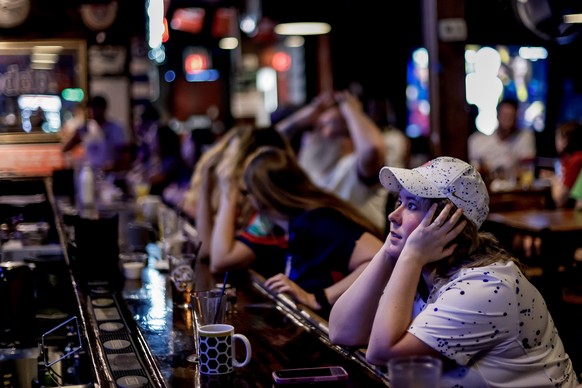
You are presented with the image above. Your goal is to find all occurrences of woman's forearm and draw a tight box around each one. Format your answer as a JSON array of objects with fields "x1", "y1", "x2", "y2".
[
  {"x1": 194, "y1": 181, "x2": 213, "y2": 260},
  {"x1": 328, "y1": 248, "x2": 394, "y2": 346},
  {"x1": 366, "y1": 254, "x2": 423, "y2": 362},
  {"x1": 324, "y1": 262, "x2": 368, "y2": 306},
  {"x1": 275, "y1": 104, "x2": 317, "y2": 139},
  {"x1": 338, "y1": 97, "x2": 385, "y2": 178},
  {"x1": 209, "y1": 188, "x2": 240, "y2": 272}
]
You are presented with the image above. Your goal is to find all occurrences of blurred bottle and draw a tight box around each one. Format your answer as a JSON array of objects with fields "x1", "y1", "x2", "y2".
[
  {"x1": 77, "y1": 163, "x2": 95, "y2": 209},
  {"x1": 31, "y1": 357, "x2": 57, "y2": 388},
  {"x1": 516, "y1": 158, "x2": 536, "y2": 189}
]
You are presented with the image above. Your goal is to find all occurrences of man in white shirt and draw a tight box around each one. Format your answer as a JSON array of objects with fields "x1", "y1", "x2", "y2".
[
  {"x1": 275, "y1": 91, "x2": 387, "y2": 232},
  {"x1": 468, "y1": 98, "x2": 536, "y2": 182}
]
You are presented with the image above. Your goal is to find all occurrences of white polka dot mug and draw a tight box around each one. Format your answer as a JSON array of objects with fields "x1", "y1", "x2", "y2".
[{"x1": 198, "y1": 324, "x2": 252, "y2": 375}]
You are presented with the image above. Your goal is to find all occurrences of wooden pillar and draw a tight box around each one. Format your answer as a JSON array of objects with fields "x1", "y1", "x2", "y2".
[
  {"x1": 317, "y1": 34, "x2": 334, "y2": 92},
  {"x1": 422, "y1": 0, "x2": 469, "y2": 160}
]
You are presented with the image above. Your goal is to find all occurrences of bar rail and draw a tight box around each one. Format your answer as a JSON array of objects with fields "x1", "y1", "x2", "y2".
[
  {"x1": 47, "y1": 177, "x2": 114, "y2": 387},
  {"x1": 249, "y1": 270, "x2": 390, "y2": 385},
  {"x1": 46, "y1": 185, "x2": 389, "y2": 387}
]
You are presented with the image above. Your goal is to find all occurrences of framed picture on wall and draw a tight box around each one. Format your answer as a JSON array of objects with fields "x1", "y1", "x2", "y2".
[{"x1": 0, "y1": 39, "x2": 87, "y2": 144}]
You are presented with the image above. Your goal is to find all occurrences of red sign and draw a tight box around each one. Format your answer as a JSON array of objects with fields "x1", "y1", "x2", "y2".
[{"x1": 0, "y1": 144, "x2": 66, "y2": 176}]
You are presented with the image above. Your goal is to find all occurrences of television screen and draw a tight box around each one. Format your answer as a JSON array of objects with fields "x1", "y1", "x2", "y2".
[
  {"x1": 465, "y1": 44, "x2": 549, "y2": 135},
  {"x1": 405, "y1": 45, "x2": 549, "y2": 142}
]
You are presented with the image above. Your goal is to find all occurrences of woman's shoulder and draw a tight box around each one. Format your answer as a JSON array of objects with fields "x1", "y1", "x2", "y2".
[
  {"x1": 448, "y1": 261, "x2": 522, "y2": 283},
  {"x1": 432, "y1": 262, "x2": 526, "y2": 304}
]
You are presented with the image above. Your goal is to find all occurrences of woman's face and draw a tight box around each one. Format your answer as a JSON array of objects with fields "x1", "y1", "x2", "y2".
[
  {"x1": 386, "y1": 189, "x2": 429, "y2": 259},
  {"x1": 555, "y1": 131, "x2": 566, "y2": 154},
  {"x1": 496, "y1": 104, "x2": 517, "y2": 139},
  {"x1": 315, "y1": 107, "x2": 348, "y2": 139}
]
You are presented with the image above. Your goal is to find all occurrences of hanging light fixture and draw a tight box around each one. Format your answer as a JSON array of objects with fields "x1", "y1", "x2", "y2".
[{"x1": 274, "y1": 22, "x2": 331, "y2": 36}]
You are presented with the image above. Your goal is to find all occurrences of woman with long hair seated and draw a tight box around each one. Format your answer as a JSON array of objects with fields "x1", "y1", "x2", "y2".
[
  {"x1": 181, "y1": 125, "x2": 291, "y2": 260},
  {"x1": 210, "y1": 145, "x2": 384, "y2": 318}
]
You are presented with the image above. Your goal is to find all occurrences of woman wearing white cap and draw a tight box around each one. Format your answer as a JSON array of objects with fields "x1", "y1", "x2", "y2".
[{"x1": 329, "y1": 157, "x2": 578, "y2": 387}]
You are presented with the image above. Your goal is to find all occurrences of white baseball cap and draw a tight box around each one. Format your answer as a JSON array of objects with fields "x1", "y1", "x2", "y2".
[{"x1": 379, "y1": 157, "x2": 490, "y2": 228}]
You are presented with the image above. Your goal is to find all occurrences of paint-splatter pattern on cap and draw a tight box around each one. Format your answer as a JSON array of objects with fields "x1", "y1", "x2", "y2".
[{"x1": 379, "y1": 157, "x2": 490, "y2": 228}]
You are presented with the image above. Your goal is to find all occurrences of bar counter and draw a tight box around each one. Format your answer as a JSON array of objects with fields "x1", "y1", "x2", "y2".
[
  {"x1": 45, "y1": 182, "x2": 390, "y2": 386},
  {"x1": 121, "y1": 261, "x2": 389, "y2": 387},
  {"x1": 0, "y1": 175, "x2": 389, "y2": 387}
]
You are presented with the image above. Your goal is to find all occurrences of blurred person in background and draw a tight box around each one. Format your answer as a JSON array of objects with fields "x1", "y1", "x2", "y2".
[
  {"x1": 162, "y1": 127, "x2": 216, "y2": 208},
  {"x1": 365, "y1": 96, "x2": 410, "y2": 169},
  {"x1": 210, "y1": 146, "x2": 384, "y2": 318},
  {"x1": 133, "y1": 102, "x2": 161, "y2": 169},
  {"x1": 365, "y1": 95, "x2": 412, "y2": 227},
  {"x1": 542, "y1": 120, "x2": 582, "y2": 208},
  {"x1": 572, "y1": 171, "x2": 582, "y2": 210},
  {"x1": 275, "y1": 90, "x2": 388, "y2": 232},
  {"x1": 181, "y1": 125, "x2": 291, "y2": 260},
  {"x1": 523, "y1": 121, "x2": 582, "y2": 260},
  {"x1": 468, "y1": 98, "x2": 536, "y2": 186},
  {"x1": 146, "y1": 125, "x2": 192, "y2": 196},
  {"x1": 62, "y1": 95, "x2": 133, "y2": 173}
]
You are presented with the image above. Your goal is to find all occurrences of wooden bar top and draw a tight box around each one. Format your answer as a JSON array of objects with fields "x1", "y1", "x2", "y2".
[
  {"x1": 44, "y1": 189, "x2": 389, "y2": 388},
  {"x1": 486, "y1": 208, "x2": 582, "y2": 233},
  {"x1": 122, "y1": 261, "x2": 389, "y2": 387}
]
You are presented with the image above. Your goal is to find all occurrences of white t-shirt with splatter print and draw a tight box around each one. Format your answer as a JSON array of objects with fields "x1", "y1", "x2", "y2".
[{"x1": 409, "y1": 261, "x2": 578, "y2": 388}]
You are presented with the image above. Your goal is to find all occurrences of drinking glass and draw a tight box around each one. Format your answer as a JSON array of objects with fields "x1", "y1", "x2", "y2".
[
  {"x1": 388, "y1": 355, "x2": 442, "y2": 388},
  {"x1": 188, "y1": 290, "x2": 228, "y2": 363},
  {"x1": 169, "y1": 254, "x2": 197, "y2": 309}
]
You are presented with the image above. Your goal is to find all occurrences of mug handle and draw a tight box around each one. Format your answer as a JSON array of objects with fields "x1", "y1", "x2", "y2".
[{"x1": 232, "y1": 334, "x2": 252, "y2": 368}]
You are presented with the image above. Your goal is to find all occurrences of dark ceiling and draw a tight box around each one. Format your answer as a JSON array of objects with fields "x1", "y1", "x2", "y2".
[{"x1": 3, "y1": 0, "x2": 581, "y2": 133}]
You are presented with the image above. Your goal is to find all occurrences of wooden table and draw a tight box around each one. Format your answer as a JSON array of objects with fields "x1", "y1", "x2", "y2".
[
  {"x1": 486, "y1": 208, "x2": 582, "y2": 235},
  {"x1": 484, "y1": 209, "x2": 582, "y2": 313},
  {"x1": 487, "y1": 184, "x2": 553, "y2": 212}
]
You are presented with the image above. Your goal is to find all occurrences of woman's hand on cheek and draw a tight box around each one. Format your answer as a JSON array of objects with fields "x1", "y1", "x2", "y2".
[{"x1": 402, "y1": 204, "x2": 466, "y2": 265}]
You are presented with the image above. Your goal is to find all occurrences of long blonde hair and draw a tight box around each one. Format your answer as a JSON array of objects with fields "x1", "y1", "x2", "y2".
[
  {"x1": 183, "y1": 125, "x2": 293, "y2": 223},
  {"x1": 243, "y1": 146, "x2": 383, "y2": 238}
]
